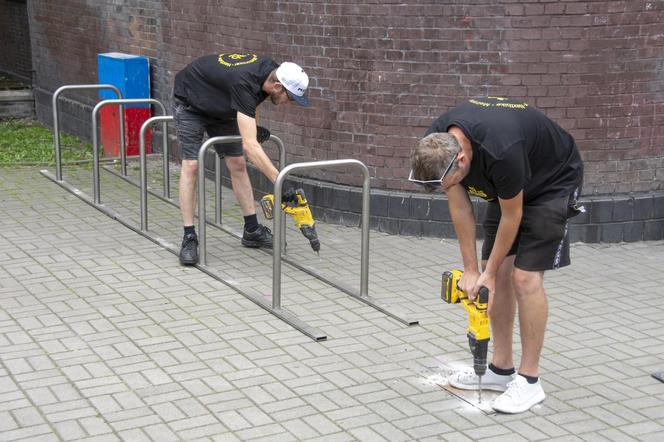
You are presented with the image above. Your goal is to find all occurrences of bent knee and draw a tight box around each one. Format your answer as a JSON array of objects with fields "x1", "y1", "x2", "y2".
[
  {"x1": 511, "y1": 269, "x2": 544, "y2": 298},
  {"x1": 181, "y1": 160, "x2": 198, "y2": 174},
  {"x1": 225, "y1": 156, "x2": 248, "y2": 174}
]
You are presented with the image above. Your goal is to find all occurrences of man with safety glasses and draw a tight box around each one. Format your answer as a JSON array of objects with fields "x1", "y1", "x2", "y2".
[{"x1": 410, "y1": 97, "x2": 584, "y2": 413}]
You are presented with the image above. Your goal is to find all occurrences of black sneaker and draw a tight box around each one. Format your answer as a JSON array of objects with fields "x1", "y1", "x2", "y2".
[
  {"x1": 241, "y1": 224, "x2": 273, "y2": 249},
  {"x1": 179, "y1": 233, "x2": 199, "y2": 265}
]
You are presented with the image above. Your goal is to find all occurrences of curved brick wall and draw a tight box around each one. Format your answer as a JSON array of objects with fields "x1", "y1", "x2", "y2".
[
  {"x1": 13, "y1": 0, "x2": 664, "y2": 241},
  {"x1": 24, "y1": 0, "x2": 663, "y2": 194}
]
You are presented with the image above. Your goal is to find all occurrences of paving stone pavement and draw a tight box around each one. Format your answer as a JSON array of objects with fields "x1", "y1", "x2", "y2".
[{"x1": 1, "y1": 162, "x2": 663, "y2": 441}]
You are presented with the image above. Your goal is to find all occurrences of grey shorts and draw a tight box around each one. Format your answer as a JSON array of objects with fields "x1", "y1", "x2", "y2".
[
  {"x1": 481, "y1": 189, "x2": 582, "y2": 271},
  {"x1": 172, "y1": 97, "x2": 243, "y2": 160}
]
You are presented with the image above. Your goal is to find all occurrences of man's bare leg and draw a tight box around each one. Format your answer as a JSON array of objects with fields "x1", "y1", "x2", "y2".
[
  {"x1": 177, "y1": 159, "x2": 201, "y2": 264},
  {"x1": 224, "y1": 155, "x2": 256, "y2": 216},
  {"x1": 179, "y1": 160, "x2": 198, "y2": 226},
  {"x1": 512, "y1": 269, "x2": 547, "y2": 377},
  {"x1": 491, "y1": 268, "x2": 547, "y2": 414},
  {"x1": 485, "y1": 255, "x2": 517, "y2": 370}
]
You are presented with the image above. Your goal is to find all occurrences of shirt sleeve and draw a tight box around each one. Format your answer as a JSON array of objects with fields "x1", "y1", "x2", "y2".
[
  {"x1": 230, "y1": 83, "x2": 258, "y2": 118},
  {"x1": 487, "y1": 142, "x2": 529, "y2": 200}
]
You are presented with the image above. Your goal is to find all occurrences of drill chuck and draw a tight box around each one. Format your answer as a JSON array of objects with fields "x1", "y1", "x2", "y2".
[
  {"x1": 300, "y1": 225, "x2": 320, "y2": 252},
  {"x1": 469, "y1": 336, "x2": 489, "y2": 376}
]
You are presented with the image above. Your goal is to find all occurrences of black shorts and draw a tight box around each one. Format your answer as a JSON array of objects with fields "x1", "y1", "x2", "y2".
[
  {"x1": 481, "y1": 191, "x2": 581, "y2": 271},
  {"x1": 172, "y1": 97, "x2": 243, "y2": 160}
]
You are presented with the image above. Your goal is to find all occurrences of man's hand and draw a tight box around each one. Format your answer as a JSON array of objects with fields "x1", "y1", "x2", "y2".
[
  {"x1": 281, "y1": 187, "x2": 297, "y2": 204},
  {"x1": 459, "y1": 269, "x2": 480, "y2": 301},
  {"x1": 256, "y1": 126, "x2": 271, "y2": 143},
  {"x1": 474, "y1": 271, "x2": 496, "y2": 313}
]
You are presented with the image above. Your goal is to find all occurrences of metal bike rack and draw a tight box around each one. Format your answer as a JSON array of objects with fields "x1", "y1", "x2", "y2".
[
  {"x1": 40, "y1": 164, "x2": 326, "y2": 342},
  {"x1": 272, "y1": 160, "x2": 418, "y2": 326},
  {"x1": 43, "y1": 91, "x2": 325, "y2": 340},
  {"x1": 138, "y1": 116, "x2": 173, "y2": 231},
  {"x1": 192, "y1": 147, "x2": 417, "y2": 326},
  {"x1": 52, "y1": 84, "x2": 123, "y2": 181},
  {"x1": 45, "y1": 96, "x2": 413, "y2": 338},
  {"x1": 92, "y1": 98, "x2": 166, "y2": 204},
  {"x1": 196, "y1": 135, "x2": 326, "y2": 340}
]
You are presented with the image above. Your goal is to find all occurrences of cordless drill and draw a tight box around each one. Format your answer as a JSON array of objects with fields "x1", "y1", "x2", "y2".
[
  {"x1": 442, "y1": 269, "x2": 490, "y2": 402},
  {"x1": 260, "y1": 188, "x2": 320, "y2": 254}
]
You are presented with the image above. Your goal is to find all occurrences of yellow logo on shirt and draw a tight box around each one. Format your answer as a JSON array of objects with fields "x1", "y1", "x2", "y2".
[
  {"x1": 469, "y1": 97, "x2": 528, "y2": 110},
  {"x1": 218, "y1": 53, "x2": 258, "y2": 67},
  {"x1": 467, "y1": 186, "x2": 489, "y2": 199}
]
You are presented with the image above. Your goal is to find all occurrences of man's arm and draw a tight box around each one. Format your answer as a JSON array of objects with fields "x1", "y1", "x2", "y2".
[
  {"x1": 445, "y1": 183, "x2": 480, "y2": 291},
  {"x1": 236, "y1": 111, "x2": 279, "y2": 183},
  {"x1": 476, "y1": 191, "x2": 523, "y2": 300}
]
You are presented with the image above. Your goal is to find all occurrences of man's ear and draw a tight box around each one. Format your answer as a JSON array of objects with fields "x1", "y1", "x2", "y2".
[
  {"x1": 272, "y1": 81, "x2": 285, "y2": 93},
  {"x1": 456, "y1": 150, "x2": 468, "y2": 167}
]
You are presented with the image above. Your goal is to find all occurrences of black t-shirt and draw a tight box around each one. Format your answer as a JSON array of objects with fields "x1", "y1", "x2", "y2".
[
  {"x1": 173, "y1": 53, "x2": 278, "y2": 119},
  {"x1": 426, "y1": 97, "x2": 583, "y2": 203}
]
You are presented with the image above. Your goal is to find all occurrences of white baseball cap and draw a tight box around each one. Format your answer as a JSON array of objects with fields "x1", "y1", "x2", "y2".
[{"x1": 275, "y1": 62, "x2": 310, "y2": 107}]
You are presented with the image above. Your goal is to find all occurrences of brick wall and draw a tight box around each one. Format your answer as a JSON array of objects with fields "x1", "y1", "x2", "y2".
[
  {"x1": 0, "y1": 0, "x2": 32, "y2": 81},
  {"x1": 26, "y1": 0, "x2": 664, "y2": 196}
]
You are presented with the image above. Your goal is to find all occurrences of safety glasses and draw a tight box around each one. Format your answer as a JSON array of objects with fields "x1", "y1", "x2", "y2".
[{"x1": 408, "y1": 153, "x2": 458, "y2": 190}]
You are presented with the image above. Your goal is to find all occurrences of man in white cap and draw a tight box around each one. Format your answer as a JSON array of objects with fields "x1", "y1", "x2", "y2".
[{"x1": 172, "y1": 53, "x2": 309, "y2": 265}]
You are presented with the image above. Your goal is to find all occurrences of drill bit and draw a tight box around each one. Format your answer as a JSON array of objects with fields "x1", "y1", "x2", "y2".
[
  {"x1": 478, "y1": 375, "x2": 483, "y2": 403},
  {"x1": 300, "y1": 226, "x2": 320, "y2": 254}
]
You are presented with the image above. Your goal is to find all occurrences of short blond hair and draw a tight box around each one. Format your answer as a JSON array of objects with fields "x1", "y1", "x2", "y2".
[{"x1": 410, "y1": 132, "x2": 460, "y2": 182}]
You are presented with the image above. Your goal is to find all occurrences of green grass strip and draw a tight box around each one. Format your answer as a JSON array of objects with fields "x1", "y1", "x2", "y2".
[{"x1": 0, "y1": 119, "x2": 93, "y2": 165}]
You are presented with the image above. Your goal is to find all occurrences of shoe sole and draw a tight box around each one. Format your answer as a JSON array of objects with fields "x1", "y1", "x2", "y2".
[
  {"x1": 448, "y1": 380, "x2": 509, "y2": 392},
  {"x1": 492, "y1": 394, "x2": 545, "y2": 414},
  {"x1": 241, "y1": 239, "x2": 273, "y2": 249},
  {"x1": 179, "y1": 253, "x2": 198, "y2": 265}
]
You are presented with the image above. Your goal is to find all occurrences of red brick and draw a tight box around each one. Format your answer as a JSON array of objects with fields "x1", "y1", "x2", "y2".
[{"x1": 9, "y1": 0, "x2": 661, "y2": 195}]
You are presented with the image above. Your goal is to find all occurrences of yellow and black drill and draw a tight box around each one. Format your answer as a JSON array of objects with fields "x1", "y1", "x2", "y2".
[
  {"x1": 442, "y1": 269, "x2": 490, "y2": 402},
  {"x1": 260, "y1": 188, "x2": 320, "y2": 254}
]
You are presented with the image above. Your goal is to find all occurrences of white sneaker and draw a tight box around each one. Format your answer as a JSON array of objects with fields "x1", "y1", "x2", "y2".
[
  {"x1": 448, "y1": 366, "x2": 514, "y2": 392},
  {"x1": 492, "y1": 374, "x2": 545, "y2": 413}
]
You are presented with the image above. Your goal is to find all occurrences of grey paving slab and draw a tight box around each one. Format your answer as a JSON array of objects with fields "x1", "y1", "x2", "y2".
[{"x1": 0, "y1": 163, "x2": 663, "y2": 441}]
